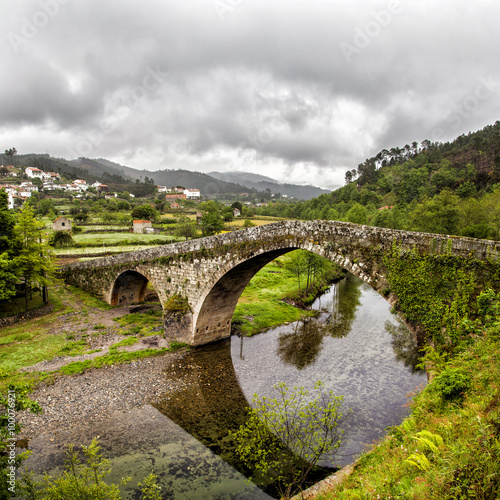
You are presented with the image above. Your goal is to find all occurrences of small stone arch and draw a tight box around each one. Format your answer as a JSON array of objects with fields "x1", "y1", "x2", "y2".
[{"x1": 110, "y1": 270, "x2": 159, "y2": 306}]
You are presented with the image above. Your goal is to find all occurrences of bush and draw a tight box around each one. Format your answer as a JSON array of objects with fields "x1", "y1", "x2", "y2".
[
  {"x1": 49, "y1": 230, "x2": 73, "y2": 248},
  {"x1": 430, "y1": 367, "x2": 471, "y2": 401}
]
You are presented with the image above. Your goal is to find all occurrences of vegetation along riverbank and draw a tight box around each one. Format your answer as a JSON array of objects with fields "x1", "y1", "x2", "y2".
[{"x1": 232, "y1": 249, "x2": 344, "y2": 336}]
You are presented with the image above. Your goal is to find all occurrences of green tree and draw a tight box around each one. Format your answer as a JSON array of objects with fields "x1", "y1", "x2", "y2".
[
  {"x1": 3, "y1": 147, "x2": 17, "y2": 166},
  {"x1": 11, "y1": 205, "x2": 55, "y2": 310},
  {"x1": 283, "y1": 250, "x2": 307, "y2": 294},
  {"x1": 233, "y1": 381, "x2": 348, "y2": 499},
  {"x1": 231, "y1": 201, "x2": 243, "y2": 212},
  {"x1": 200, "y1": 211, "x2": 224, "y2": 236},
  {"x1": 410, "y1": 189, "x2": 460, "y2": 235},
  {"x1": 174, "y1": 217, "x2": 198, "y2": 240},
  {"x1": 346, "y1": 203, "x2": 367, "y2": 225},
  {"x1": 0, "y1": 189, "x2": 15, "y2": 254},
  {"x1": 243, "y1": 219, "x2": 255, "y2": 228},
  {"x1": 131, "y1": 204, "x2": 159, "y2": 222},
  {"x1": 0, "y1": 252, "x2": 18, "y2": 301},
  {"x1": 50, "y1": 230, "x2": 74, "y2": 248},
  {"x1": 222, "y1": 207, "x2": 234, "y2": 221},
  {"x1": 198, "y1": 200, "x2": 221, "y2": 213}
]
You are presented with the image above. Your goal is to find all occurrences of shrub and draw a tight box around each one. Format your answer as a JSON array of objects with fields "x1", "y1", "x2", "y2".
[{"x1": 430, "y1": 367, "x2": 471, "y2": 401}]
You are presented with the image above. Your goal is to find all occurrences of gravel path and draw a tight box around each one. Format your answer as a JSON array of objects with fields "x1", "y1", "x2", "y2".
[{"x1": 18, "y1": 350, "x2": 189, "y2": 440}]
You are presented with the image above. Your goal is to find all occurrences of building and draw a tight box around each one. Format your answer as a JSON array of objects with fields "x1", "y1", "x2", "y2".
[
  {"x1": 6, "y1": 191, "x2": 13, "y2": 210},
  {"x1": 165, "y1": 192, "x2": 186, "y2": 200},
  {"x1": 133, "y1": 220, "x2": 152, "y2": 233},
  {"x1": 184, "y1": 188, "x2": 201, "y2": 199},
  {"x1": 170, "y1": 202, "x2": 180, "y2": 209},
  {"x1": 73, "y1": 179, "x2": 88, "y2": 190},
  {"x1": 25, "y1": 167, "x2": 44, "y2": 179},
  {"x1": 233, "y1": 208, "x2": 241, "y2": 218},
  {"x1": 53, "y1": 216, "x2": 72, "y2": 231},
  {"x1": 43, "y1": 181, "x2": 58, "y2": 191}
]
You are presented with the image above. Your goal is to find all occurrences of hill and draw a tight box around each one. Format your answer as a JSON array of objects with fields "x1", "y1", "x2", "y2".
[
  {"x1": 4, "y1": 153, "x2": 329, "y2": 200},
  {"x1": 257, "y1": 121, "x2": 500, "y2": 240},
  {"x1": 208, "y1": 171, "x2": 330, "y2": 199}
]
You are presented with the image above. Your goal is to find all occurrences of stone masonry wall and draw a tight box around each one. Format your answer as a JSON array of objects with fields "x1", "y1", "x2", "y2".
[{"x1": 61, "y1": 220, "x2": 500, "y2": 345}]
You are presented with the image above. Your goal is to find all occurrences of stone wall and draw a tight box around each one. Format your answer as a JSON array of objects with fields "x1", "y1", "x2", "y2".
[
  {"x1": 0, "y1": 304, "x2": 54, "y2": 329},
  {"x1": 60, "y1": 220, "x2": 500, "y2": 346}
]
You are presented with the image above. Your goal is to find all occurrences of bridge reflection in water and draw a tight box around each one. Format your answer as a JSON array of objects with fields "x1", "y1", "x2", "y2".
[{"x1": 153, "y1": 274, "x2": 427, "y2": 495}]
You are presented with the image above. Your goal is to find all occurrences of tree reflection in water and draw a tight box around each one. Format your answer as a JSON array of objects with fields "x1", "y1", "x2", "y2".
[
  {"x1": 277, "y1": 275, "x2": 363, "y2": 370},
  {"x1": 385, "y1": 318, "x2": 425, "y2": 373}
]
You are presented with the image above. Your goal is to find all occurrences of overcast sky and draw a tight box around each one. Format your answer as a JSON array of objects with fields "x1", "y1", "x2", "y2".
[{"x1": 1, "y1": 0, "x2": 500, "y2": 189}]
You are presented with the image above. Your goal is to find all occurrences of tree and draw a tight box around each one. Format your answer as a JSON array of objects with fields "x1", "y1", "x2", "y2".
[
  {"x1": 233, "y1": 381, "x2": 349, "y2": 499},
  {"x1": 3, "y1": 147, "x2": 17, "y2": 166},
  {"x1": 0, "y1": 190, "x2": 16, "y2": 254},
  {"x1": 345, "y1": 203, "x2": 367, "y2": 225},
  {"x1": 222, "y1": 207, "x2": 234, "y2": 221},
  {"x1": 174, "y1": 217, "x2": 198, "y2": 240},
  {"x1": 50, "y1": 230, "x2": 74, "y2": 248},
  {"x1": 283, "y1": 250, "x2": 307, "y2": 294},
  {"x1": 11, "y1": 205, "x2": 55, "y2": 309},
  {"x1": 0, "y1": 252, "x2": 18, "y2": 301},
  {"x1": 200, "y1": 211, "x2": 224, "y2": 236},
  {"x1": 231, "y1": 201, "x2": 243, "y2": 212},
  {"x1": 131, "y1": 204, "x2": 158, "y2": 222}
]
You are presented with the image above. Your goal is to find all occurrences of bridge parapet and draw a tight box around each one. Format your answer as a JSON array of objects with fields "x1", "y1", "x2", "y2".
[{"x1": 61, "y1": 221, "x2": 500, "y2": 346}]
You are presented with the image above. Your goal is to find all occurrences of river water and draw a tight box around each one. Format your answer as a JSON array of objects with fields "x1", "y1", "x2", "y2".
[{"x1": 23, "y1": 273, "x2": 426, "y2": 499}]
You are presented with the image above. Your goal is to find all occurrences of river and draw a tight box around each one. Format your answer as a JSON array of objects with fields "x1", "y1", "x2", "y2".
[{"x1": 23, "y1": 273, "x2": 426, "y2": 499}]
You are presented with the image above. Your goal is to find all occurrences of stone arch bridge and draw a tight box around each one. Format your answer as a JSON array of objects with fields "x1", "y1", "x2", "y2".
[{"x1": 61, "y1": 220, "x2": 500, "y2": 346}]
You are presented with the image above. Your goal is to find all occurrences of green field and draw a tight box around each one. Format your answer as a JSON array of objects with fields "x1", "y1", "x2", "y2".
[
  {"x1": 232, "y1": 257, "x2": 318, "y2": 335},
  {"x1": 72, "y1": 232, "x2": 180, "y2": 246}
]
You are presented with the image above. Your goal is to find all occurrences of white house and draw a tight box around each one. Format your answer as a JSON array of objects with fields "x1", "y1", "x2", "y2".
[
  {"x1": 25, "y1": 167, "x2": 44, "y2": 179},
  {"x1": 1, "y1": 185, "x2": 18, "y2": 195},
  {"x1": 43, "y1": 181, "x2": 58, "y2": 191},
  {"x1": 73, "y1": 179, "x2": 88, "y2": 190},
  {"x1": 184, "y1": 188, "x2": 201, "y2": 199},
  {"x1": 7, "y1": 191, "x2": 14, "y2": 210}
]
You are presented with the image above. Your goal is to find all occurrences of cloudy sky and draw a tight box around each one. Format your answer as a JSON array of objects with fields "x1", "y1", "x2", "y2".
[{"x1": 1, "y1": 0, "x2": 500, "y2": 190}]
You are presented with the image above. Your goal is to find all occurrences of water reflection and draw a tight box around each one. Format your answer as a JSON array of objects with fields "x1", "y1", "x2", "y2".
[
  {"x1": 233, "y1": 274, "x2": 427, "y2": 468},
  {"x1": 277, "y1": 275, "x2": 363, "y2": 370},
  {"x1": 150, "y1": 273, "x2": 427, "y2": 496},
  {"x1": 385, "y1": 318, "x2": 423, "y2": 373}
]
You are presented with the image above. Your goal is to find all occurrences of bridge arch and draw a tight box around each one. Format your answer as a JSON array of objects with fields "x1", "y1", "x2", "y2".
[
  {"x1": 191, "y1": 242, "x2": 373, "y2": 346},
  {"x1": 63, "y1": 220, "x2": 500, "y2": 346},
  {"x1": 110, "y1": 269, "x2": 161, "y2": 307}
]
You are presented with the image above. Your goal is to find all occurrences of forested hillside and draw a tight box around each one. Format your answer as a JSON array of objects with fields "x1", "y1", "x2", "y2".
[{"x1": 258, "y1": 121, "x2": 500, "y2": 240}]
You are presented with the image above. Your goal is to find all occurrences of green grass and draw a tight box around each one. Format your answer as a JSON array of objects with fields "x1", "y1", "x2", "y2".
[
  {"x1": 113, "y1": 309, "x2": 163, "y2": 336},
  {"x1": 58, "y1": 343, "x2": 188, "y2": 376},
  {"x1": 316, "y1": 323, "x2": 500, "y2": 499},
  {"x1": 65, "y1": 285, "x2": 113, "y2": 310},
  {"x1": 232, "y1": 260, "x2": 317, "y2": 335},
  {"x1": 110, "y1": 336, "x2": 138, "y2": 348},
  {"x1": 72, "y1": 233, "x2": 180, "y2": 246}
]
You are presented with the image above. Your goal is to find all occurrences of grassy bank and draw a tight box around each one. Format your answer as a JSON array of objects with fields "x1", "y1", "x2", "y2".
[
  {"x1": 315, "y1": 294, "x2": 500, "y2": 500},
  {"x1": 0, "y1": 284, "x2": 187, "y2": 393},
  {"x1": 232, "y1": 252, "x2": 343, "y2": 336}
]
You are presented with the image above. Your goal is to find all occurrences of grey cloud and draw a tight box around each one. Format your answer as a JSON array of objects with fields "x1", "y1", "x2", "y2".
[{"x1": 1, "y1": 0, "x2": 500, "y2": 188}]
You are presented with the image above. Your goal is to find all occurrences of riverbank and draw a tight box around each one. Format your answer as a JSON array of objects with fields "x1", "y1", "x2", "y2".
[
  {"x1": 232, "y1": 253, "x2": 344, "y2": 336},
  {"x1": 305, "y1": 305, "x2": 500, "y2": 499}
]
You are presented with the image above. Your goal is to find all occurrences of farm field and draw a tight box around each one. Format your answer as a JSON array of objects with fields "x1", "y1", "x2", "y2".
[{"x1": 72, "y1": 232, "x2": 180, "y2": 246}]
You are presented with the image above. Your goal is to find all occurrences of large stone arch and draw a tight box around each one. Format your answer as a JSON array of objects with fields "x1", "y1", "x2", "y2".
[
  {"x1": 109, "y1": 269, "x2": 161, "y2": 307},
  {"x1": 190, "y1": 241, "x2": 375, "y2": 346}
]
